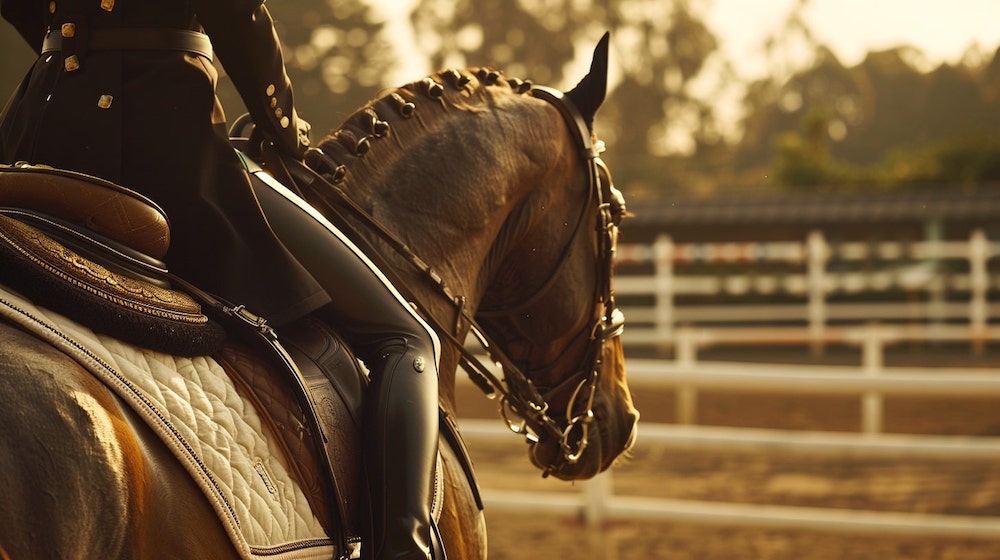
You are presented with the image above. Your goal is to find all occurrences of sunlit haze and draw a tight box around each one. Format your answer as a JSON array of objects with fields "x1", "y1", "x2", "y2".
[{"x1": 378, "y1": 0, "x2": 1000, "y2": 86}]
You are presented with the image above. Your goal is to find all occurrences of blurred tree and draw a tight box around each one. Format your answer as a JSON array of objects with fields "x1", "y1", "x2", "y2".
[
  {"x1": 738, "y1": 47, "x2": 853, "y2": 167},
  {"x1": 0, "y1": 27, "x2": 38, "y2": 106},
  {"x1": 741, "y1": 45, "x2": 1000, "y2": 190},
  {"x1": 601, "y1": 0, "x2": 721, "y2": 195},
  {"x1": 409, "y1": 0, "x2": 584, "y2": 86},
  {"x1": 409, "y1": 0, "x2": 725, "y2": 201},
  {"x1": 775, "y1": 108, "x2": 827, "y2": 185}
]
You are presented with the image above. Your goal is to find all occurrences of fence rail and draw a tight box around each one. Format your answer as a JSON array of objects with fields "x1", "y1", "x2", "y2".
[
  {"x1": 458, "y1": 345, "x2": 1000, "y2": 537},
  {"x1": 476, "y1": 483, "x2": 1000, "y2": 539},
  {"x1": 614, "y1": 229, "x2": 1000, "y2": 347}
]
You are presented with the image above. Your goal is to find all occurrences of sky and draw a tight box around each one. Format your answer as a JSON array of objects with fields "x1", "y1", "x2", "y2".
[
  {"x1": 708, "y1": 0, "x2": 1000, "y2": 79},
  {"x1": 375, "y1": 0, "x2": 1000, "y2": 149}
]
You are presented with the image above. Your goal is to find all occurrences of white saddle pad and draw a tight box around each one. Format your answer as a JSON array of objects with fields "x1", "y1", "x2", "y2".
[{"x1": 0, "y1": 285, "x2": 335, "y2": 560}]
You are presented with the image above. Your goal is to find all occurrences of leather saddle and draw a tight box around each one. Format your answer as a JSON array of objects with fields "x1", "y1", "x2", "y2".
[{"x1": 0, "y1": 162, "x2": 365, "y2": 555}]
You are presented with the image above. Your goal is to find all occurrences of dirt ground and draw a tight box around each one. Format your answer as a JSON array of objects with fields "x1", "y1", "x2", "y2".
[
  {"x1": 469, "y1": 440, "x2": 1000, "y2": 560},
  {"x1": 454, "y1": 345, "x2": 1000, "y2": 559}
]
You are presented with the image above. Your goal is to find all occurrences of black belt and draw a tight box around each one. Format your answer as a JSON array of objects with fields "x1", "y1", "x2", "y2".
[{"x1": 41, "y1": 28, "x2": 213, "y2": 60}]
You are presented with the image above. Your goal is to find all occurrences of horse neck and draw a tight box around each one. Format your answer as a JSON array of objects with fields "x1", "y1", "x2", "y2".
[{"x1": 318, "y1": 73, "x2": 572, "y2": 408}]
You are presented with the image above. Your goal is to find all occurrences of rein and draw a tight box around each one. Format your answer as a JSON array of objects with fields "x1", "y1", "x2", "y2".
[{"x1": 277, "y1": 84, "x2": 625, "y2": 476}]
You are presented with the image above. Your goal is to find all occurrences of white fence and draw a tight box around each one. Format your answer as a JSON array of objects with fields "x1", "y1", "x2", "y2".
[
  {"x1": 615, "y1": 229, "x2": 1000, "y2": 348},
  {"x1": 460, "y1": 354, "x2": 1000, "y2": 538}
]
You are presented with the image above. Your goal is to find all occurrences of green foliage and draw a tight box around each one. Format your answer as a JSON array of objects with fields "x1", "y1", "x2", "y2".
[
  {"x1": 926, "y1": 132, "x2": 1000, "y2": 183},
  {"x1": 744, "y1": 43, "x2": 1000, "y2": 193}
]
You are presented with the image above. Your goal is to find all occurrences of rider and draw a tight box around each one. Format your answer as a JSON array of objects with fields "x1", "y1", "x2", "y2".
[{"x1": 0, "y1": 1, "x2": 438, "y2": 559}]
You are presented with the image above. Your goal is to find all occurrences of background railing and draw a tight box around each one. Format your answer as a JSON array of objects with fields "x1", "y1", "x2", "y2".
[
  {"x1": 614, "y1": 228, "x2": 1000, "y2": 348},
  {"x1": 460, "y1": 348, "x2": 1000, "y2": 538}
]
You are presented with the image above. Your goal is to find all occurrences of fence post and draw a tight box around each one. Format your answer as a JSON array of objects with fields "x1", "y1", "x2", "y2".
[
  {"x1": 969, "y1": 229, "x2": 989, "y2": 355},
  {"x1": 653, "y1": 234, "x2": 675, "y2": 348},
  {"x1": 675, "y1": 327, "x2": 698, "y2": 425},
  {"x1": 925, "y1": 220, "x2": 947, "y2": 329},
  {"x1": 861, "y1": 325, "x2": 885, "y2": 434},
  {"x1": 807, "y1": 230, "x2": 829, "y2": 356},
  {"x1": 584, "y1": 471, "x2": 612, "y2": 528}
]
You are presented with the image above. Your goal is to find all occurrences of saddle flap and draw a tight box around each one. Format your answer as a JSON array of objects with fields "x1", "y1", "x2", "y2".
[
  {"x1": 0, "y1": 163, "x2": 170, "y2": 259},
  {"x1": 216, "y1": 316, "x2": 367, "y2": 548}
]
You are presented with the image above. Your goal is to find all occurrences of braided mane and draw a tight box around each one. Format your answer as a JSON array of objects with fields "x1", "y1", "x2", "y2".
[{"x1": 307, "y1": 68, "x2": 536, "y2": 194}]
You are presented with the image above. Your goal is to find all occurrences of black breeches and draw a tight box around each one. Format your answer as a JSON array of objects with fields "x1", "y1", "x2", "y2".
[{"x1": 251, "y1": 174, "x2": 440, "y2": 372}]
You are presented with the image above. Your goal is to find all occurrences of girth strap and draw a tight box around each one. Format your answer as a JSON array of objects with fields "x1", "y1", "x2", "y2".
[{"x1": 41, "y1": 28, "x2": 213, "y2": 60}]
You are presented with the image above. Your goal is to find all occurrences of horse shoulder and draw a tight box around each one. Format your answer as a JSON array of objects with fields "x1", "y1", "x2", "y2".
[
  {"x1": 0, "y1": 321, "x2": 235, "y2": 558},
  {"x1": 437, "y1": 438, "x2": 488, "y2": 560}
]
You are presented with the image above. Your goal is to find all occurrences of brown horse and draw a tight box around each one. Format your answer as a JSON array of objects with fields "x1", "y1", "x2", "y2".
[{"x1": 0, "y1": 35, "x2": 637, "y2": 559}]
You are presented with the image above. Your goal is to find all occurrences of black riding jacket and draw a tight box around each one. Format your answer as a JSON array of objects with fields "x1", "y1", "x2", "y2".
[{"x1": 0, "y1": 0, "x2": 328, "y2": 324}]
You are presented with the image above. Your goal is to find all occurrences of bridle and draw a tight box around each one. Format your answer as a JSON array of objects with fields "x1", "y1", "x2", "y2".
[
  {"x1": 290, "y1": 81, "x2": 626, "y2": 476},
  {"x1": 471, "y1": 86, "x2": 627, "y2": 476}
]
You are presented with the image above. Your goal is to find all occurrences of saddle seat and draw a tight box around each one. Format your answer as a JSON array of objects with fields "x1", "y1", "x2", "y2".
[
  {"x1": 0, "y1": 163, "x2": 223, "y2": 356},
  {"x1": 0, "y1": 162, "x2": 171, "y2": 259}
]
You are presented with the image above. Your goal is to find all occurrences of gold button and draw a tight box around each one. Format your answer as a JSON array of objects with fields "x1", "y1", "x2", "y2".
[
  {"x1": 269, "y1": 97, "x2": 277, "y2": 108},
  {"x1": 100, "y1": 0, "x2": 114, "y2": 11},
  {"x1": 64, "y1": 55, "x2": 79, "y2": 72},
  {"x1": 97, "y1": 95, "x2": 113, "y2": 109},
  {"x1": 48, "y1": 1, "x2": 56, "y2": 14},
  {"x1": 61, "y1": 23, "x2": 75, "y2": 38},
  {"x1": 279, "y1": 116, "x2": 290, "y2": 129},
  {"x1": 265, "y1": 84, "x2": 276, "y2": 96},
  {"x1": 274, "y1": 107, "x2": 283, "y2": 118}
]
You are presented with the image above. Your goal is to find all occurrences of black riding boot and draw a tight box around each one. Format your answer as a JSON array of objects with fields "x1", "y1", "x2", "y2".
[
  {"x1": 363, "y1": 342, "x2": 438, "y2": 560},
  {"x1": 247, "y1": 167, "x2": 440, "y2": 558}
]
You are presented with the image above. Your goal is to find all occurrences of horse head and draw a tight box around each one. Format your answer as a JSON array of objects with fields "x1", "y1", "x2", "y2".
[
  {"x1": 472, "y1": 34, "x2": 638, "y2": 480},
  {"x1": 305, "y1": 32, "x2": 637, "y2": 482}
]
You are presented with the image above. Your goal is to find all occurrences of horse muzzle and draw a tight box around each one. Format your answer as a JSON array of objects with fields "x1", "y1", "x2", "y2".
[{"x1": 528, "y1": 402, "x2": 639, "y2": 481}]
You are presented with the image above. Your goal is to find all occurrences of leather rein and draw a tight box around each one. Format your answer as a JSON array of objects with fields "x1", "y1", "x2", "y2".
[{"x1": 274, "y1": 85, "x2": 625, "y2": 476}]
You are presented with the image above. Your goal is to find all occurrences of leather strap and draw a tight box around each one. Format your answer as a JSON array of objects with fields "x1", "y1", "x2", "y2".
[
  {"x1": 165, "y1": 274, "x2": 356, "y2": 559},
  {"x1": 41, "y1": 28, "x2": 213, "y2": 60}
]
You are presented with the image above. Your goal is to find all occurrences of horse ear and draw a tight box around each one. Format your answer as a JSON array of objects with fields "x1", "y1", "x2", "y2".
[{"x1": 565, "y1": 31, "x2": 610, "y2": 128}]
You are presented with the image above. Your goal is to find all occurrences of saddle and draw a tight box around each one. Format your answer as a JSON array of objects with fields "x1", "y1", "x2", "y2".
[{"x1": 0, "y1": 163, "x2": 365, "y2": 555}]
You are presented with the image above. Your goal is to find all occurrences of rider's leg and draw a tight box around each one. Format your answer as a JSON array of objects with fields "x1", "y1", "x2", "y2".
[{"x1": 253, "y1": 176, "x2": 438, "y2": 560}]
